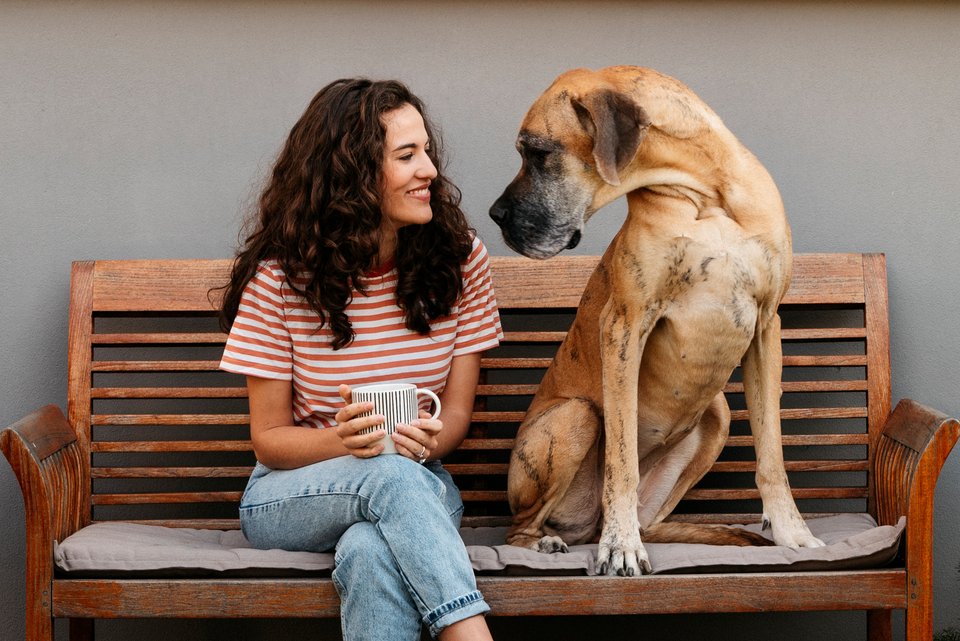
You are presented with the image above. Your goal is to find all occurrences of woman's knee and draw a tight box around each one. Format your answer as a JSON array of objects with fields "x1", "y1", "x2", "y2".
[
  {"x1": 362, "y1": 455, "x2": 448, "y2": 502},
  {"x1": 333, "y1": 522, "x2": 398, "y2": 591}
]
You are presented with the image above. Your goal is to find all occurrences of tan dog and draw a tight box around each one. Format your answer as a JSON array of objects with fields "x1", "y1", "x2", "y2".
[{"x1": 489, "y1": 66, "x2": 824, "y2": 576}]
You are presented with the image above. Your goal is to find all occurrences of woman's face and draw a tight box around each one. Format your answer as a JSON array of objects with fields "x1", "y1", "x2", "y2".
[{"x1": 379, "y1": 103, "x2": 438, "y2": 236}]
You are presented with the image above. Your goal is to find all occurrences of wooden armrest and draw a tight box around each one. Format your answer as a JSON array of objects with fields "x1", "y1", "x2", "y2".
[
  {"x1": 1, "y1": 405, "x2": 87, "y2": 543},
  {"x1": 874, "y1": 400, "x2": 958, "y2": 639},
  {"x1": 874, "y1": 398, "x2": 959, "y2": 528}
]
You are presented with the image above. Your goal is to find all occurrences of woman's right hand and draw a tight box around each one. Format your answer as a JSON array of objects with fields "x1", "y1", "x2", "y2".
[{"x1": 333, "y1": 384, "x2": 388, "y2": 458}]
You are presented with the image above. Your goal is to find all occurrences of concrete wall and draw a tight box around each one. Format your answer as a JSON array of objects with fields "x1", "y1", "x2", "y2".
[{"x1": 2, "y1": 2, "x2": 957, "y2": 639}]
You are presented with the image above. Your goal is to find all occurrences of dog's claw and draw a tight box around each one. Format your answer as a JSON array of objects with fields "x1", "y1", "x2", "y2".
[
  {"x1": 537, "y1": 535, "x2": 569, "y2": 554},
  {"x1": 596, "y1": 536, "x2": 651, "y2": 576},
  {"x1": 762, "y1": 516, "x2": 771, "y2": 531}
]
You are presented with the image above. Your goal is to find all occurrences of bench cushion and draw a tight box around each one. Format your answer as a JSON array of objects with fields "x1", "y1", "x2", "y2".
[{"x1": 55, "y1": 513, "x2": 903, "y2": 578}]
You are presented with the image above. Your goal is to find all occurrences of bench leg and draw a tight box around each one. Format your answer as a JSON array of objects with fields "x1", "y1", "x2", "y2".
[
  {"x1": 867, "y1": 609, "x2": 892, "y2": 641},
  {"x1": 70, "y1": 618, "x2": 94, "y2": 641}
]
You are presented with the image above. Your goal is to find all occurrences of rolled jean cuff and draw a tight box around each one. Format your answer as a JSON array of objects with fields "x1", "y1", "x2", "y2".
[{"x1": 424, "y1": 590, "x2": 490, "y2": 638}]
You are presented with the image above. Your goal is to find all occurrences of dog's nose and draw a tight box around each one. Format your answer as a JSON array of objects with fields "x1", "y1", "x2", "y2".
[{"x1": 489, "y1": 200, "x2": 508, "y2": 225}]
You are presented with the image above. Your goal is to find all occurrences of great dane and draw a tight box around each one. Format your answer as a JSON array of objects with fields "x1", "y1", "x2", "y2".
[{"x1": 489, "y1": 66, "x2": 824, "y2": 576}]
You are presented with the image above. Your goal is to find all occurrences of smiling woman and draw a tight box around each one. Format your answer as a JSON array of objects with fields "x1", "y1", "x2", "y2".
[{"x1": 214, "y1": 78, "x2": 502, "y2": 641}]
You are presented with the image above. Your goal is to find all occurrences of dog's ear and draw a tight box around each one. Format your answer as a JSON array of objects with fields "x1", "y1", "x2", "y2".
[{"x1": 572, "y1": 91, "x2": 650, "y2": 186}]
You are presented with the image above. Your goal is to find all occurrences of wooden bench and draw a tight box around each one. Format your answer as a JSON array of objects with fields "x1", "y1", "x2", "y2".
[{"x1": 3, "y1": 253, "x2": 957, "y2": 641}]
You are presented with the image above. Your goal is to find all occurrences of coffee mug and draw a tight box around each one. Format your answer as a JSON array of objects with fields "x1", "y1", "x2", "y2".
[{"x1": 352, "y1": 383, "x2": 441, "y2": 455}]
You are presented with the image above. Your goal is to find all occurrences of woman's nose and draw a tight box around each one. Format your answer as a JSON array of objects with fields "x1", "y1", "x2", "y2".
[{"x1": 417, "y1": 154, "x2": 438, "y2": 179}]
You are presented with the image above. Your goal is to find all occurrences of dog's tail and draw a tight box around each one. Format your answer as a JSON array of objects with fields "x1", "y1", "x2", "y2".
[{"x1": 641, "y1": 522, "x2": 774, "y2": 546}]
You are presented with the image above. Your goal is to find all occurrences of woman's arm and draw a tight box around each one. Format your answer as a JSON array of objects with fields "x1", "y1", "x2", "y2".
[
  {"x1": 249, "y1": 351, "x2": 482, "y2": 469},
  {"x1": 392, "y1": 352, "x2": 481, "y2": 461},
  {"x1": 247, "y1": 376, "x2": 386, "y2": 470}
]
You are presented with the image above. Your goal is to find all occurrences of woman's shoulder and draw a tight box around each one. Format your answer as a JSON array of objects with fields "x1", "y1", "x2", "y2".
[
  {"x1": 251, "y1": 258, "x2": 286, "y2": 281},
  {"x1": 463, "y1": 234, "x2": 491, "y2": 269},
  {"x1": 245, "y1": 259, "x2": 292, "y2": 294}
]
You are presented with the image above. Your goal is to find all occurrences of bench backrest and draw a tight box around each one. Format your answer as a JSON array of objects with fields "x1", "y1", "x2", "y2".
[{"x1": 68, "y1": 253, "x2": 890, "y2": 529}]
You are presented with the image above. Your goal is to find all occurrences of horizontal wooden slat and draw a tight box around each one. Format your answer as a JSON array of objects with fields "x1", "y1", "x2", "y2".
[
  {"x1": 88, "y1": 354, "x2": 866, "y2": 375},
  {"x1": 729, "y1": 407, "x2": 867, "y2": 422},
  {"x1": 92, "y1": 466, "x2": 253, "y2": 479},
  {"x1": 91, "y1": 332, "x2": 227, "y2": 345},
  {"x1": 683, "y1": 487, "x2": 867, "y2": 501},
  {"x1": 91, "y1": 387, "x2": 247, "y2": 399},
  {"x1": 92, "y1": 259, "x2": 233, "y2": 312},
  {"x1": 480, "y1": 357, "x2": 552, "y2": 369},
  {"x1": 457, "y1": 439, "x2": 516, "y2": 450},
  {"x1": 92, "y1": 360, "x2": 222, "y2": 372},
  {"x1": 501, "y1": 331, "x2": 568, "y2": 342},
  {"x1": 92, "y1": 519, "x2": 242, "y2": 530},
  {"x1": 782, "y1": 355, "x2": 867, "y2": 367},
  {"x1": 476, "y1": 384, "x2": 540, "y2": 396},
  {"x1": 710, "y1": 460, "x2": 869, "y2": 473},
  {"x1": 460, "y1": 491, "x2": 508, "y2": 502},
  {"x1": 665, "y1": 512, "x2": 844, "y2": 525},
  {"x1": 726, "y1": 434, "x2": 868, "y2": 447},
  {"x1": 85, "y1": 512, "x2": 863, "y2": 531},
  {"x1": 470, "y1": 411, "x2": 527, "y2": 423},
  {"x1": 780, "y1": 327, "x2": 866, "y2": 341},
  {"x1": 487, "y1": 256, "x2": 599, "y2": 308},
  {"x1": 781, "y1": 253, "x2": 865, "y2": 305},
  {"x1": 87, "y1": 461, "x2": 864, "y2": 480},
  {"x1": 91, "y1": 441, "x2": 252, "y2": 452},
  {"x1": 479, "y1": 380, "x2": 868, "y2": 396},
  {"x1": 92, "y1": 491, "x2": 242, "y2": 505},
  {"x1": 52, "y1": 570, "x2": 906, "y2": 618},
  {"x1": 85, "y1": 328, "x2": 618, "y2": 347},
  {"x1": 467, "y1": 407, "x2": 869, "y2": 425},
  {"x1": 85, "y1": 254, "x2": 867, "y2": 312},
  {"x1": 724, "y1": 380, "x2": 867, "y2": 394},
  {"x1": 92, "y1": 414, "x2": 248, "y2": 425}
]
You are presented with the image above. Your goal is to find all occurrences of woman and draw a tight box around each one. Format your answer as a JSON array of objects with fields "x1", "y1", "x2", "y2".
[{"x1": 219, "y1": 78, "x2": 502, "y2": 641}]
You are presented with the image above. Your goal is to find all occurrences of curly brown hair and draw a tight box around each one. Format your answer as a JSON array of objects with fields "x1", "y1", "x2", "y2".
[{"x1": 219, "y1": 78, "x2": 474, "y2": 349}]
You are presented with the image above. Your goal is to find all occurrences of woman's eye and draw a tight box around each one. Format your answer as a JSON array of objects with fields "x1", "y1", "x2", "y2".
[{"x1": 399, "y1": 153, "x2": 414, "y2": 161}]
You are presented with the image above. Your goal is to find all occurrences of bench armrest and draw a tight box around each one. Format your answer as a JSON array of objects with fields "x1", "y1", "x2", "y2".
[
  {"x1": 1, "y1": 405, "x2": 87, "y2": 546},
  {"x1": 874, "y1": 398, "x2": 959, "y2": 528},
  {"x1": 873, "y1": 399, "x2": 958, "y2": 636}
]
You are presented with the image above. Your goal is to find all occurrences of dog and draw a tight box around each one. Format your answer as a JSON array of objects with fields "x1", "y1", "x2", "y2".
[{"x1": 489, "y1": 66, "x2": 824, "y2": 576}]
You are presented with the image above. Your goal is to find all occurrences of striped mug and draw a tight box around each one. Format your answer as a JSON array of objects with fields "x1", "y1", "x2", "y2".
[{"x1": 352, "y1": 383, "x2": 441, "y2": 454}]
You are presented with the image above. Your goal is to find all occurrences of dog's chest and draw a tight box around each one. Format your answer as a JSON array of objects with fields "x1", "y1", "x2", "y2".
[{"x1": 641, "y1": 236, "x2": 772, "y2": 373}]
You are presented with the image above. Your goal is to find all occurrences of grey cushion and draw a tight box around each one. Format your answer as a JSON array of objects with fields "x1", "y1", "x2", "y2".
[{"x1": 54, "y1": 513, "x2": 903, "y2": 578}]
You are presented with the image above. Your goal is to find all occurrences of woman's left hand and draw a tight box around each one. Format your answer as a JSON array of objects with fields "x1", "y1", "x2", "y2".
[{"x1": 393, "y1": 411, "x2": 442, "y2": 464}]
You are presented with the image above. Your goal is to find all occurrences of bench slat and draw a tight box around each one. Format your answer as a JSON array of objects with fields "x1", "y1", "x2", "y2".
[{"x1": 51, "y1": 569, "x2": 905, "y2": 618}]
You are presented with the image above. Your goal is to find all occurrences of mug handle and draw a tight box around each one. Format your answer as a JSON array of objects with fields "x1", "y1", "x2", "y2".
[{"x1": 416, "y1": 388, "x2": 442, "y2": 419}]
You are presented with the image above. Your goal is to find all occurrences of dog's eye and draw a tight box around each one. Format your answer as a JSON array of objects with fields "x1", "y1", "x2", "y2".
[{"x1": 523, "y1": 146, "x2": 551, "y2": 166}]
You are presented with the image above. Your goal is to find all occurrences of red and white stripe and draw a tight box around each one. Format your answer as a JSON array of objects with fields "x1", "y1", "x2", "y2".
[{"x1": 220, "y1": 236, "x2": 503, "y2": 429}]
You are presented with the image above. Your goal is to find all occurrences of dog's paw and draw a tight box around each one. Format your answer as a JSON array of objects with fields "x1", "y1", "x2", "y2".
[
  {"x1": 537, "y1": 535, "x2": 569, "y2": 554},
  {"x1": 595, "y1": 529, "x2": 651, "y2": 576},
  {"x1": 762, "y1": 511, "x2": 825, "y2": 548}
]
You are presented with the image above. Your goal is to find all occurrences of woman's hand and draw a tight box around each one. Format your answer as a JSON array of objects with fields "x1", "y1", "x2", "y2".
[
  {"x1": 393, "y1": 411, "x2": 442, "y2": 463},
  {"x1": 333, "y1": 384, "x2": 390, "y2": 458}
]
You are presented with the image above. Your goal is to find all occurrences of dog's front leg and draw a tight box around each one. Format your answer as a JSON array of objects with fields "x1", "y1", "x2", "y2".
[
  {"x1": 742, "y1": 311, "x2": 824, "y2": 548},
  {"x1": 596, "y1": 296, "x2": 658, "y2": 576}
]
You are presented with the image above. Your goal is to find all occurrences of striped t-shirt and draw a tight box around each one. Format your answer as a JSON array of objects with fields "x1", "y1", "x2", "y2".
[{"x1": 220, "y1": 236, "x2": 503, "y2": 429}]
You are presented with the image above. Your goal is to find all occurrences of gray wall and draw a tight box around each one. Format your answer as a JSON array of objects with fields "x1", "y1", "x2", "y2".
[{"x1": 2, "y1": 1, "x2": 958, "y2": 639}]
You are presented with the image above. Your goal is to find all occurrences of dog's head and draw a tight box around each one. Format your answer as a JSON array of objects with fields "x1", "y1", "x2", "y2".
[{"x1": 490, "y1": 69, "x2": 651, "y2": 259}]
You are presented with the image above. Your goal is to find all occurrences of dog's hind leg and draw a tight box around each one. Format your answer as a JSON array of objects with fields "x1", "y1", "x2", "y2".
[
  {"x1": 637, "y1": 392, "x2": 730, "y2": 529},
  {"x1": 507, "y1": 397, "x2": 602, "y2": 551}
]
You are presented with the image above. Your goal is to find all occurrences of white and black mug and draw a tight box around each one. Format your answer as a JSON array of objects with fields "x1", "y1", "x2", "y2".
[{"x1": 352, "y1": 383, "x2": 441, "y2": 455}]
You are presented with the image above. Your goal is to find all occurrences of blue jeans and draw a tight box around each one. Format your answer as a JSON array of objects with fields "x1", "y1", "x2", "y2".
[{"x1": 239, "y1": 455, "x2": 490, "y2": 639}]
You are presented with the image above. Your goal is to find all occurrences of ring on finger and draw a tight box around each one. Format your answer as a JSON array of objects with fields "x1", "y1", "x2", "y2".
[{"x1": 417, "y1": 444, "x2": 427, "y2": 464}]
